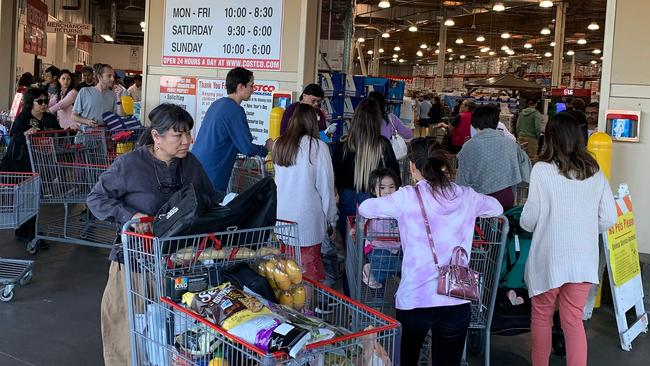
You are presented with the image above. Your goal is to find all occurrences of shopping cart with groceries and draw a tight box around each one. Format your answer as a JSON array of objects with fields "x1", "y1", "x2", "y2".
[
  {"x1": 120, "y1": 218, "x2": 401, "y2": 365},
  {"x1": 90, "y1": 127, "x2": 147, "y2": 163},
  {"x1": 24, "y1": 130, "x2": 116, "y2": 254},
  {"x1": 227, "y1": 154, "x2": 274, "y2": 194},
  {"x1": 0, "y1": 173, "x2": 40, "y2": 301}
]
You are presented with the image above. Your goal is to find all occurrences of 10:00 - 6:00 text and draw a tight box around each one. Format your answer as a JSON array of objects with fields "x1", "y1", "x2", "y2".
[{"x1": 223, "y1": 44, "x2": 272, "y2": 55}]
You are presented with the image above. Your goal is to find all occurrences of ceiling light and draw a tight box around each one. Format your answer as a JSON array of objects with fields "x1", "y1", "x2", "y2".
[
  {"x1": 591, "y1": 60, "x2": 598, "y2": 65},
  {"x1": 420, "y1": 43, "x2": 428, "y2": 49},
  {"x1": 437, "y1": 42, "x2": 440, "y2": 46},
  {"x1": 139, "y1": 21, "x2": 146, "y2": 28},
  {"x1": 100, "y1": 34, "x2": 114, "y2": 42},
  {"x1": 600, "y1": 56, "x2": 603, "y2": 60},
  {"x1": 448, "y1": 56, "x2": 453, "y2": 61},
  {"x1": 394, "y1": 45, "x2": 401, "y2": 51},
  {"x1": 382, "y1": 32, "x2": 390, "y2": 38},
  {"x1": 447, "y1": 48, "x2": 453, "y2": 53},
  {"x1": 409, "y1": 25, "x2": 418, "y2": 32},
  {"x1": 435, "y1": 49, "x2": 440, "y2": 54},
  {"x1": 399, "y1": 59, "x2": 405, "y2": 63},
  {"x1": 588, "y1": 22, "x2": 600, "y2": 31},
  {"x1": 541, "y1": 27, "x2": 551, "y2": 35},
  {"x1": 378, "y1": 1, "x2": 391, "y2": 8},
  {"x1": 488, "y1": 51, "x2": 496, "y2": 55},
  {"x1": 577, "y1": 38, "x2": 587, "y2": 45},
  {"x1": 501, "y1": 32, "x2": 511, "y2": 39},
  {"x1": 444, "y1": 18, "x2": 455, "y2": 27},
  {"x1": 544, "y1": 52, "x2": 552, "y2": 57},
  {"x1": 501, "y1": 45, "x2": 510, "y2": 50},
  {"x1": 539, "y1": 0, "x2": 554, "y2": 8},
  {"x1": 141, "y1": 28, "x2": 146, "y2": 32},
  {"x1": 456, "y1": 38, "x2": 464, "y2": 44},
  {"x1": 593, "y1": 48, "x2": 602, "y2": 54},
  {"x1": 524, "y1": 43, "x2": 533, "y2": 49},
  {"x1": 367, "y1": 50, "x2": 374, "y2": 55},
  {"x1": 507, "y1": 50, "x2": 515, "y2": 55},
  {"x1": 358, "y1": 37, "x2": 365, "y2": 43},
  {"x1": 416, "y1": 50, "x2": 424, "y2": 57},
  {"x1": 475, "y1": 55, "x2": 480, "y2": 58},
  {"x1": 476, "y1": 35, "x2": 486, "y2": 42},
  {"x1": 460, "y1": 55, "x2": 466, "y2": 59},
  {"x1": 566, "y1": 50, "x2": 575, "y2": 56},
  {"x1": 379, "y1": 48, "x2": 385, "y2": 53},
  {"x1": 550, "y1": 42, "x2": 556, "y2": 47},
  {"x1": 493, "y1": 2, "x2": 506, "y2": 12},
  {"x1": 393, "y1": 54, "x2": 399, "y2": 58},
  {"x1": 480, "y1": 47, "x2": 490, "y2": 53}
]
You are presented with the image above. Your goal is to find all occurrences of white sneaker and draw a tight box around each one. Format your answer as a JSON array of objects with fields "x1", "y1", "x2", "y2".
[{"x1": 363, "y1": 263, "x2": 383, "y2": 289}]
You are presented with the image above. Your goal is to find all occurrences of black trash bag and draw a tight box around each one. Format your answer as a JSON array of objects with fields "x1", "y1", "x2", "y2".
[{"x1": 220, "y1": 262, "x2": 277, "y2": 303}]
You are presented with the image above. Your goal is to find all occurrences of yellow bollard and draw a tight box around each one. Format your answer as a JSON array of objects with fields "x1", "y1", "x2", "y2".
[
  {"x1": 269, "y1": 107, "x2": 284, "y2": 140},
  {"x1": 587, "y1": 132, "x2": 613, "y2": 308}
]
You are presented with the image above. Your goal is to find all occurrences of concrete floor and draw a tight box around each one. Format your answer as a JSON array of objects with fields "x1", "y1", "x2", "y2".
[{"x1": 0, "y1": 227, "x2": 648, "y2": 365}]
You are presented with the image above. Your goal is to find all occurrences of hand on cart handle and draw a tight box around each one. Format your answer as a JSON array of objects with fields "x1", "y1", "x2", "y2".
[
  {"x1": 265, "y1": 138, "x2": 274, "y2": 152},
  {"x1": 24, "y1": 127, "x2": 40, "y2": 136},
  {"x1": 130, "y1": 213, "x2": 154, "y2": 234}
]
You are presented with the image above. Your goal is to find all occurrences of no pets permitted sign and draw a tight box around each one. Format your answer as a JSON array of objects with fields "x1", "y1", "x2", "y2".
[{"x1": 162, "y1": 0, "x2": 284, "y2": 70}]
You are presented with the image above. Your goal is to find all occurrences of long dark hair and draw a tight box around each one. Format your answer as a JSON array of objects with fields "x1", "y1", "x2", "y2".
[
  {"x1": 367, "y1": 91, "x2": 390, "y2": 125},
  {"x1": 18, "y1": 72, "x2": 33, "y2": 88},
  {"x1": 540, "y1": 112, "x2": 599, "y2": 180},
  {"x1": 343, "y1": 98, "x2": 384, "y2": 192},
  {"x1": 21, "y1": 88, "x2": 48, "y2": 117},
  {"x1": 408, "y1": 138, "x2": 455, "y2": 200},
  {"x1": 139, "y1": 104, "x2": 194, "y2": 146},
  {"x1": 273, "y1": 104, "x2": 319, "y2": 166},
  {"x1": 58, "y1": 69, "x2": 76, "y2": 101}
]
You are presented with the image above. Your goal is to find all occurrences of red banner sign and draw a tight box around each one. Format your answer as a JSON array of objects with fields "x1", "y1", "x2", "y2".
[{"x1": 24, "y1": 0, "x2": 48, "y2": 57}]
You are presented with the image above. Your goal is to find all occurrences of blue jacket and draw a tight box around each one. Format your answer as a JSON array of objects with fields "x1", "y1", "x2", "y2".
[{"x1": 193, "y1": 97, "x2": 267, "y2": 192}]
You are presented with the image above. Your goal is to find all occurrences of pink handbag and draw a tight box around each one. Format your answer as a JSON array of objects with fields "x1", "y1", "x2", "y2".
[{"x1": 415, "y1": 186, "x2": 480, "y2": 302}]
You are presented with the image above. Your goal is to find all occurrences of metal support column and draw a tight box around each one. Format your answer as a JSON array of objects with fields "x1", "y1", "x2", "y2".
[
  {"x1": 551, "y1": 2, "x2": 567, "y2": 87},
  {"x1": 0, "y1": 0, "x2": 17, "y2": 109},
  {"x1": 343, "y1": 0, "x2": 354, "y2": 74},
  {"x1": 372, "y1": 38, "x2": 380, "y2": 76},
  {"x1": 435, "y1": 22, "x2": 447, "y2": 92}
]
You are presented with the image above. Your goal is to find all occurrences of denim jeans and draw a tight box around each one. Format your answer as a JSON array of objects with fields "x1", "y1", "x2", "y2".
[{"x1": 368, "y1": 248, "x2": 400, "y2": 284}]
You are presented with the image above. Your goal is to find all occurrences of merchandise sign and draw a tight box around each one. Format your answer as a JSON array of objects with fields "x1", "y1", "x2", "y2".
[
  {"x1": 606, "y1": 195, "x2": 641, "y2": 286},
  {"x1": 159, "y1": 76, "x2": 198, "y2": 134},
  {"x1": 197, "y1": 79, "x2": 279, "y2": 142},
  {"x1": 46, "y1": 21, "x2": 92, "y2": 36},
  {"x1": 162, "y1": 0, "x2": 283, "y2": 70},
  {"x1": 24, "y1": 0, "x2": 48, "y2": 57}
]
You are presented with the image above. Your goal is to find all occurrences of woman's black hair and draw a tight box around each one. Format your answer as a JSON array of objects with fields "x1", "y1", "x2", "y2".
[
  {"x1": 299, "y1": 83, "x2": 324, "y2": 101},
  {"x1": 471, "y1": 105, "x2": 499, "y2": 130},
  {"x1": 21, "y1": 87, "x2": 48, "y2": 117},
  {"x1": 18, "y1": 72, "x2": 34, "y2": 88},
  {"x1": 139, "y1": 104, "x2": 194, "y2": 145},
  {"x1": 368, "y1": 167, "x2": 400, "y2": 196},
  {"x1": 367, "y1": 91, "x2": 390, "y2": 125},
  {"x1": 58, "y1": 69, "x2": 76, "y2": 101},
  {"x1": 408, "y1": 138, "x2": 456, "y2": 199}
]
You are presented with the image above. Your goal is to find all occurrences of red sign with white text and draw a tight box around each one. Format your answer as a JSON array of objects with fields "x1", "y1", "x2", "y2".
[{"x1": 24, "y1": 0, "x2": 48, "y2": 57}]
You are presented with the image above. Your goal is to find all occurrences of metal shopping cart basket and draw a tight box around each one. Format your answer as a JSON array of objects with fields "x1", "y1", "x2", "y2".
[
  {"x1": 0, "y1": 173, "x2": 40, "y2": 301},
  {"x1": 89, "y1": 127, "x2": 147, "y2": 163},
  {"x1": 120, "y1": 219, "x2": 401, "y2": 365},
  {"x1": 227, "y1": 154, "x2": 274, "y2": 194},
  {"x1": 25, "y1": 130, "x2": 117, "y2": 254}
]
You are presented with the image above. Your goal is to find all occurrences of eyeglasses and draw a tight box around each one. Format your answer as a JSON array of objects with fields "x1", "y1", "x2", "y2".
[
  {"x1": 154, "y1": 163, "x2": 184, "y2": 194},
  {"x1": 35, "y1": 99, "x2": 49, "y2": 105}
]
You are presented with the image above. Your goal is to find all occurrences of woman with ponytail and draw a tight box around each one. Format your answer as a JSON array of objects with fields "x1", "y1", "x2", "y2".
[{"x1": 358, "y1": 138, "x2": 502, "y2": 365}]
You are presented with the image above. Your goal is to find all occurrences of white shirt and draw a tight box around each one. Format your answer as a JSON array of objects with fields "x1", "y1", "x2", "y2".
[
  {"x1": 521, "y1": 163, "x2": 617, "y2": 297},
  {"x1": 274, "y1": 136, "x2": 337, "y2": 246},
  {"x1": 127, "y1": 84, "x2": 142, "y2": 102}
]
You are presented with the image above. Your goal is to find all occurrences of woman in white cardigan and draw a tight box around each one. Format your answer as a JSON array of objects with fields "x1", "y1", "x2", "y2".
[
  {"x1": 521, "y1": 112, "x2": 617, "y2": 366},
  {"x1": 273, "y1": 104, "x2": 337, "y2": 282}
]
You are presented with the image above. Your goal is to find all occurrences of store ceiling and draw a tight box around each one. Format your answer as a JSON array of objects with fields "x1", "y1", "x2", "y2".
[
  {"x1": 92, "y1": 0, "x2": 146, "y2": 45},
  {"x1": 354, "y1": 0, "x2": 606, "y2": 65}
]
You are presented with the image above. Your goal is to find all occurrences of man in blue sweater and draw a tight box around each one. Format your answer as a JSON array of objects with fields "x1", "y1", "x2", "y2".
[{"x1": 193, "y1": 67, "x2": 273, "y2": 192}]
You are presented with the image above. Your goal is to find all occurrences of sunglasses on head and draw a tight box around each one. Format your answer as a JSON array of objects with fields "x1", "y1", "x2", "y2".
[{"x1": 35, "y1": 99, "x2": 49, "y2": 105}]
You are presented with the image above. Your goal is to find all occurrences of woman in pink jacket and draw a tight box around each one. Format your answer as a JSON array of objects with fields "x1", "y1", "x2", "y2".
[
  {"x1": 359, "y1": 138, "x2": 503, "y2": 365},
  {"x1": 48, "y1": 69, "x2": 79, "y2": 130}
]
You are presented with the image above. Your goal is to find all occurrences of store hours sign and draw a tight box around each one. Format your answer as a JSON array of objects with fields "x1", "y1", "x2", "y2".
[{"x1": 162, "y1": 0, "x2": 283, "y2": 70}]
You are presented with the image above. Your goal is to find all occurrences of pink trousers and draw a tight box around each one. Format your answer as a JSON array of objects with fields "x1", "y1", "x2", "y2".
[{"x1": 531, "y1": 282, "x2": 592, "y2": 366}]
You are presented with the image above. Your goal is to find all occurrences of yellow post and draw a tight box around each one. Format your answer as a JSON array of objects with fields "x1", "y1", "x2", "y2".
[
  {"x1": 121, "y1": 95, "x2": 135, "y2": 116},
  {"x1": 587, "y1": 132, "x2": 613, "y2": 308},
  {"x1": 269, "y1": 107, "x2": 284, "y2": 140}
]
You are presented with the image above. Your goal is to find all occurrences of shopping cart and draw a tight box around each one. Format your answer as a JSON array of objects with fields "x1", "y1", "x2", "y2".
[
  {"x1": 227, "y1": 154, "x2": 274, "y2": 194},
  {"x1": 0, "y1": 173, "x2": 40, "y2": 301},
  {"x1": 513, "y1": 182, "x2": 529, "y2": 206},
  {"x1": 90, "y1": 127, "x2": 147, "y2": 163},
  {"x1": 120, "y1": 219, "x2": 401, "y2": 365},
  {"x1": 25, "y1": 130, "x2": 116, "y2": 254},
  {"x1": 346, "y1": 216, "x2": 401, "y2": 316}
]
